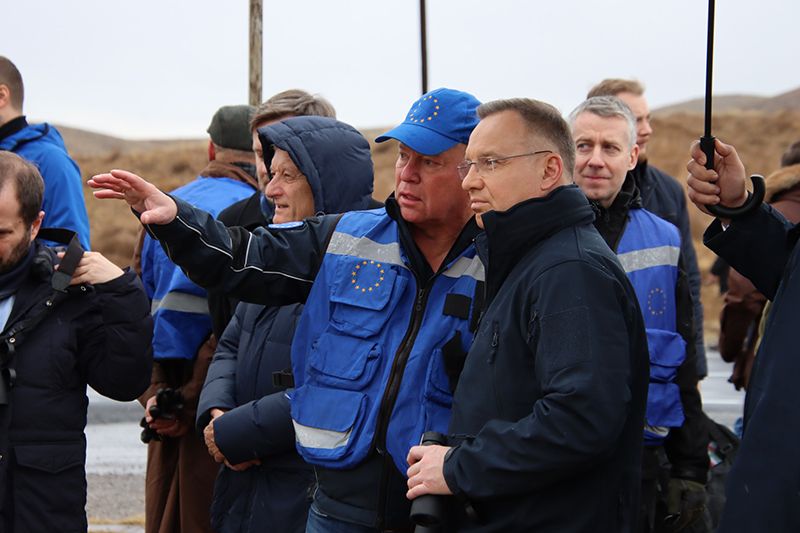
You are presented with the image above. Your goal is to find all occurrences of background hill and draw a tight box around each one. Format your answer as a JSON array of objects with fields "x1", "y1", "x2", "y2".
[
  {"x1": 654, "y1": 86, "x2": 800, "y2": 114},
  {"x1": 60, "y1": 94, "x2": 800, "y2": 341}
]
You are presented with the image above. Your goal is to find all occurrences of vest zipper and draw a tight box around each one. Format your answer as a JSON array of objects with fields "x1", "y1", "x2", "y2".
[{"x1": 373, "y1": 275, "x2": 429, "y2": 529}]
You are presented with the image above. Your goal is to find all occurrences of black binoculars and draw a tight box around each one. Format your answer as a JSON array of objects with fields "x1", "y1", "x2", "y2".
[
  {"x1": 409, "y1": 431, "x2": 448, "y2": 529},
  {"x1": 140, "y1": 387, "x2": 185, "y2": 443}
]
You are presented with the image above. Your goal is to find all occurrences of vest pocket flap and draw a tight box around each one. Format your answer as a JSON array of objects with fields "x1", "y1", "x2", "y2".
[
  {"x1": 14, "y1": 442, "x2": 85, "y2": 473},
  {"x1": 309, "y1": 333, "x2": 380, "y2": 384},
  {"x1": 647, "y1": 328, "x2": 686, "y2": 372},
  {"x1": 291, "y1": 385, "x2": 365, "y2": 434},
  {"x1": 646, "y1": 382, "x2": 684, "y2": 428}
]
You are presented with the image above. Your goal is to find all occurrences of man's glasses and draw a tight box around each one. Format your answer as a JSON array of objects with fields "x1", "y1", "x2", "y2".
[{"x1": 456, "y1": 150, "x2": 552, "y2": 180}]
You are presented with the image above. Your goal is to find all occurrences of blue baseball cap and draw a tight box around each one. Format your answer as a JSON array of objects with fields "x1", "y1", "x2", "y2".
[{"x1": 376, "y1": 88, "x2": 481, "y2": 156}]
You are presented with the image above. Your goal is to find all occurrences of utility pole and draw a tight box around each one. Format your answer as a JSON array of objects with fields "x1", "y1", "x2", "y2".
[
  {"x1": 249, "y1": 0, "x2": 263, "y2": 106},
  {"x1": 419, "y1": 0, "x2": 428, "y2": 95}
]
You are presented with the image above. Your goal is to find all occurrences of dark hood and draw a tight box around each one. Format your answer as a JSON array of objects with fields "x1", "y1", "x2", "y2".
[{"x1": 257, "y1": 116, "x2": 374, "y2": 215}]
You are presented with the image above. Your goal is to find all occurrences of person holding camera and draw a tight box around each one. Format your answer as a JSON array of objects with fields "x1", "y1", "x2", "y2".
[{"x1": 0, "y1": 152, "x2": 152, "y2": 532}]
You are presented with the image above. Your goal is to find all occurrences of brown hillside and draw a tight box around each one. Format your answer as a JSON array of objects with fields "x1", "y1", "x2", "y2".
[
  {"x1": 655, "y1": 85, "x2": 800, "y2": 115},
  {"x1": 74, "y1": 111, "x2": 800, "y2": 341}
]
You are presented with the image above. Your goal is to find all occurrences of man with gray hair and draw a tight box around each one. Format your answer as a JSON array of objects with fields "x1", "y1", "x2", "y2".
[
  {"x1": 571, "y1": 96, "x2": 709, "y2": 533},
  {"x1": 588, "y1": 79, "x2": 707, "y2": 380},
  {"x1": 406, "y1": 97, "x2": 649, "y2": 532}
]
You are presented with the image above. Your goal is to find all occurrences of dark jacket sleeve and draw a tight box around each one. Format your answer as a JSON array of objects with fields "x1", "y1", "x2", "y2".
[
  {"x1": 80, "y1": 269, "x2": 153, "y2": 401},
  {"x1": 196, "y1": 306, "x2": 243, "y2": 432},
  {"x1": 145, "y1": 197, "x2": 340, "y2": 307},
  {"x1": 664, "y1": 257, "x2": 709, "y2": 483},
  {"x1": 213, "y1": 392, "x2": 296, "y2": 465},
  {"x1": 704, "y1": 203, "x2": 795, "y2": 300},
  {"x1": 444, "y1": 262, "x2": 646, "y2": 497}
]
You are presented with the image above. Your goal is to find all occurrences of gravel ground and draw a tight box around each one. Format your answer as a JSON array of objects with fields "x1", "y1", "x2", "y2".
[{"x1": 87, "y1": 473, "x2": 145, "y2": 532}]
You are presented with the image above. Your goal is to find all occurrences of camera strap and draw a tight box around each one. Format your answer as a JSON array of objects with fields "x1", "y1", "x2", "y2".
[{"x1": 0, "y1": 229, "x2": 84, "y2": 390}]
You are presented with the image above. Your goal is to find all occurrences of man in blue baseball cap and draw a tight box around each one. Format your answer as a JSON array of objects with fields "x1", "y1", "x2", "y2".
[{"x1": 89, "y1": 88, "x2": 483, "y2": 532}]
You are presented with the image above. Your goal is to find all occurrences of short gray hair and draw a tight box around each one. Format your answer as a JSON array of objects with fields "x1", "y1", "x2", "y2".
[
  {"x1": 477, "y1": 98, "x2": 575, "y2": 179},
  {"x1": 568, "y1": 96, "x2": 637, "y2": 150}
]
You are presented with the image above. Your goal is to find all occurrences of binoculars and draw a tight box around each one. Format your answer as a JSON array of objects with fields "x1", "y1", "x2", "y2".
[
  {"x1": 409, "y1": 431, "x2": 448, "y2": 528},
  {"x1": 139, "y1": 387, "x2": 185, "y2": 443}
]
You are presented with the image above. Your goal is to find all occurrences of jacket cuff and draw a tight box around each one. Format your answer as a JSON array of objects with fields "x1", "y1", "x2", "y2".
[
  {"x1": 214, "y1": 405, "x2": 260, "y2": 465},
  {"x1": 442, "y1": 445, "x2": 462, "y2": 496}
]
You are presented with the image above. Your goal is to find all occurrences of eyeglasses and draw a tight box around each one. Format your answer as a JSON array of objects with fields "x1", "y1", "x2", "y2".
[{"x1": 456, "y1": 150, "x2": 553, "y2": 180}]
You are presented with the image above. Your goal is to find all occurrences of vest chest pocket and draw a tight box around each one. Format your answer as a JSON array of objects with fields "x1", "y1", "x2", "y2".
[
  {"x1": 308, "y1": 332, "x2": 381, "y2": 390},
  {"x1": 329, "y1": 260, "x2": 407, "y2": 338}
]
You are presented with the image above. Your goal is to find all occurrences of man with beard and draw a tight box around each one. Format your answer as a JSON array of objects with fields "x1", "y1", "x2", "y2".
[{"x1": 0, "y1": 151, "x2": 152, "y2": 532}]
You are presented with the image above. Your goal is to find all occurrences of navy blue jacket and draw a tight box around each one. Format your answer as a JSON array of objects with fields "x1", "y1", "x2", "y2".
[
  {"x1": 706, "y1": 204, "x2": 800, "y2": 533},
  {"x1": 0, "y1": 120, "x2": 91, "y2": 249},
  {"x1": 0, "y1": 244, "x2": 152, "y2": 533},
  {"x1": 195, "y1": 116, "x2": 375, "y2": 533},
  {"x1": 444, "y1": 186, "x2": 649, "y2": 533},
  {"x1": 633, "y1": 161, "x2": 706, "y2": 377}
]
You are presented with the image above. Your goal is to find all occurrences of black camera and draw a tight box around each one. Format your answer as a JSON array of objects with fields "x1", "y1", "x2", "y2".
[
  {"x1": 409, "y1": 431, "x2": 448, "y2": 528},
  {"x1": 139, "y1": 387, "x2": 185, "y2": 443}
]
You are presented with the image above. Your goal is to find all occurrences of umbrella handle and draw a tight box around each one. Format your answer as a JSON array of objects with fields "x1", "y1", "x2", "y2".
[{"x1": 700, "y1": 135, "x2": 765, "y2": 218}]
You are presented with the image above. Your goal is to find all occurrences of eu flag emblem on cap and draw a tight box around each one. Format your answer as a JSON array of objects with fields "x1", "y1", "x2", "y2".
[{"x1": 375, "y1": 88, "x2": 481, "y2": 156}]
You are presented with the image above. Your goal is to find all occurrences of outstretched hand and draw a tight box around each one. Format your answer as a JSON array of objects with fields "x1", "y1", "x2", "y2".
[{"x1": 88, "y1": 169, "x2": 178, "y2": 225}]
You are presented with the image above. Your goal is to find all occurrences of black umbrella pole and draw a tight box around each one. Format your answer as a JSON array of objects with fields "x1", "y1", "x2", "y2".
[{"x1": 701, "y1": 0, "x2": 716, "y2": 170}]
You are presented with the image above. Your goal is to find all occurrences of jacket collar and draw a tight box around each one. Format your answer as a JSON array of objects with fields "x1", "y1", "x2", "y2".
[
  {"x1": 0, "y1": 116, "x2": 28, "y2": 143},
  {"x1": 477, "y1": 185, "x2": 595, "y2": 299},
  {"x1": 0, "y1": 121, "x2": 48, "y2": 151},
  {"x1": 590, "y1": 173, "x2": 640, "y2": 251},
  {"x1": 385, "y1": 193, "x2": 480, "y2": 282}
]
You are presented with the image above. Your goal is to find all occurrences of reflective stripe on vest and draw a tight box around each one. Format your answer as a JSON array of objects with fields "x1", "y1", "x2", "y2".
[
  {"x1": 292, "y1": 420, "x2": 351, "y2": 450},
  {"x1": 618, "y1": 245, "x2": 680, "y2": 274},
  {"x1": 151, "y1": 292, "x2": 210, "y2": 315}
]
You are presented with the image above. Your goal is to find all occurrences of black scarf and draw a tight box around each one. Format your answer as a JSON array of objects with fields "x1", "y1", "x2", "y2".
[{"x1": 0, "y1": 246, "x2": 34, "y2": 301}]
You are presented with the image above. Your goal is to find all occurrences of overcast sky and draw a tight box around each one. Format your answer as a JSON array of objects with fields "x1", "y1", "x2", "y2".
[{"x1": 5, "y1": 0, "x2": 798, "y2": 139}]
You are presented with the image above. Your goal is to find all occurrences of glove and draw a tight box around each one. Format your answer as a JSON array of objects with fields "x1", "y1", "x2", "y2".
[{"x1": 662, "y1": 479, "x2": 709, "y2": 532}]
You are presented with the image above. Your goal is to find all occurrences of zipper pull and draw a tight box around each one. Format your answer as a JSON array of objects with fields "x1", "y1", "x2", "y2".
[{"x1": 487, "y1": 323, "x2": 499, "y2": 363}]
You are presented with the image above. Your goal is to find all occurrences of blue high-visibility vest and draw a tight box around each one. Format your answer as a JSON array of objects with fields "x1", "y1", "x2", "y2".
[
  {"x1": 617, "y1": 208, "x2": 686, "y2": 445},
  {"x1": 289, "y1": 208, "x2": 483, "y2": 473}
]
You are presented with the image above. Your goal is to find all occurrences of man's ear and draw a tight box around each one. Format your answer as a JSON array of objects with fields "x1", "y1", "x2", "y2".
[
  {"x1": 29, "y1": 211, "x2": 44, "y2": 242},
  {"x1": 628, "y1": 145, "x2": 640, "y2": 170},
  {"x1": 541, "y1": 153, "x2": 565, "y2": 191},
  {"x1": 0, "y1": 85, "x2": 8, "y2": 106}
]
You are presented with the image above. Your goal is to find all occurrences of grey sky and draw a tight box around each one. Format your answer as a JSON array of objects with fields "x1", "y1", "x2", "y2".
[{"x1": 5, "y1": 0, "x2": 798, "y2": 139}]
